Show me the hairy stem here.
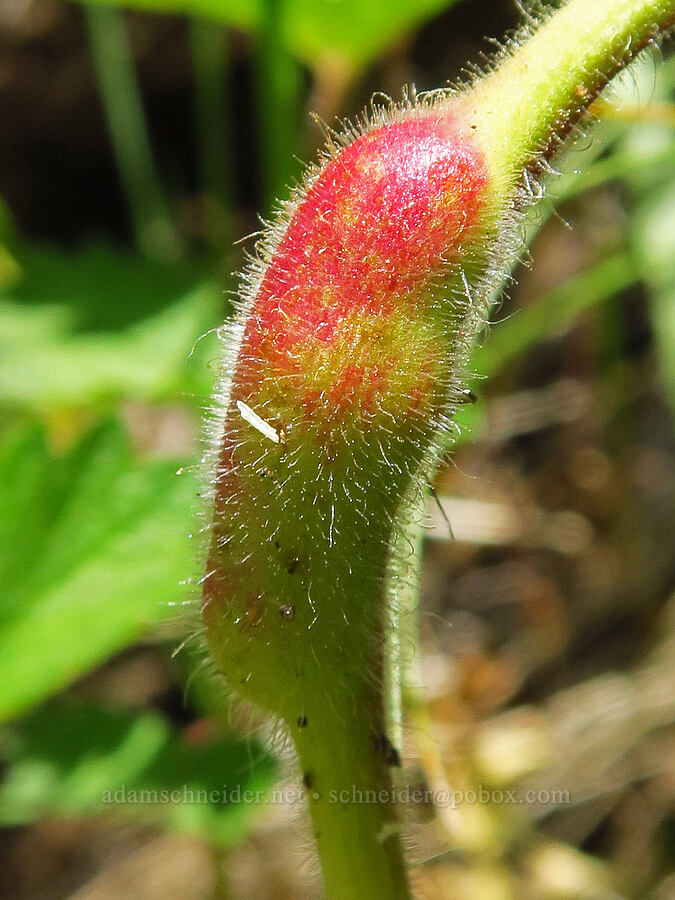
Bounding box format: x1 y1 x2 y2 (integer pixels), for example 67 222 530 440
291 685 409 900
469 0 675 184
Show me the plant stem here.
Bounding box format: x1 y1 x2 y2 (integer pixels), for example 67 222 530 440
469 0 675 186
291 682 410 900
384 492 427 758
85 4 182 261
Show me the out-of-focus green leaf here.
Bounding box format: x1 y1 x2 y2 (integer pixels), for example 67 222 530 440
0 292 216 409
620 54 675 412
75 0 259 32
281 0 460 70
0 421 197 723
633 181 675 411
7 245 210 331
0 245 222 411
0 700 276 845
0 198 20 290
0 247 21 292
73 0 461 70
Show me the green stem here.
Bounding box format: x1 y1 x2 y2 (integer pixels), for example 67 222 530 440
384 492 427 757
85 5 182 261
290 684 410 900
202 479 415 898
469 0 675 186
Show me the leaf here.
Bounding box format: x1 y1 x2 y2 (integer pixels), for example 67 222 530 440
0 245 21 292
73 0 461 71
0 421 197 723
0 244 222 411
633 180 675 411
281 0 460 70
624 57 675 412
6 244 208 333
0 700 276 846
74 0 260 33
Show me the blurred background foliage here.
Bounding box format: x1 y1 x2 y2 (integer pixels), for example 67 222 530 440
0 0 673 897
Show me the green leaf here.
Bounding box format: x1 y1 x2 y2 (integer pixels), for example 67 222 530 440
0 244 222 411
0 421 197 723
5 244 210 332
634 180 675 411
625 56 675 411
76 0 259 33
0 699 276 846
281 0 461 70
73 0 461 70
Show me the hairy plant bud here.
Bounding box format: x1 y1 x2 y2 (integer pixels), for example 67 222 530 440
202 102 496 717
